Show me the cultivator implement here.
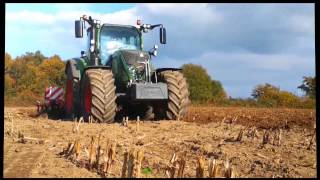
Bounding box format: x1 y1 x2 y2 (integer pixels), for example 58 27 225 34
36 86 64 116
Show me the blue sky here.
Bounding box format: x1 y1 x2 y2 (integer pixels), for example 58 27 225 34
5 3 315 98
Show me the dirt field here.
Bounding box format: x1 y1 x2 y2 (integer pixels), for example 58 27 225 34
3 106 317 178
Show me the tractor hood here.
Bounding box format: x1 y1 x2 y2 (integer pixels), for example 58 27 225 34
113 49 150 69
110 49 154 86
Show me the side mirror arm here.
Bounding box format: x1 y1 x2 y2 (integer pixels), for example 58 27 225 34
150 24 163 30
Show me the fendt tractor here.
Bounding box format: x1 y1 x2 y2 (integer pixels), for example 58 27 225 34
64 15 190 123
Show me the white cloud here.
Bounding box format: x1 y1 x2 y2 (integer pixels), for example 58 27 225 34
288 14 315 34
6 8 139 27
140 3 219 21
5 7 140 59
53 3 92 11
6 11 56 25
138 3 222 28
154 50 313 77
200 51 311 71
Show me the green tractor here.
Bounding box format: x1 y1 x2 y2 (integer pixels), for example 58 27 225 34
64 15 190 123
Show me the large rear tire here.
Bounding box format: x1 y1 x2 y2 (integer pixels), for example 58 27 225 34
65 60 80 119
80 69 117 123
158 71 190 120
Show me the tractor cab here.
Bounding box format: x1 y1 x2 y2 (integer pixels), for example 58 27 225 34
99 24 142 65
75 16 166 66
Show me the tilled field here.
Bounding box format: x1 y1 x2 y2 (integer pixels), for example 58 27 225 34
3 106 317 178
185 105 316 129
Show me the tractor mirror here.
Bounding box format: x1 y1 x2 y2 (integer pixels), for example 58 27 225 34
160 27 166 44
75 20 83 38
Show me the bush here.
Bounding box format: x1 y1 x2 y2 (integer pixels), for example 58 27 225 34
211 80 227 100
181 64 228 103
251 83 315 108
298 76 316 99
181 64 214 102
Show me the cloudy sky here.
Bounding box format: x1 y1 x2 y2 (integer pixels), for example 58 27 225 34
5 3 315 98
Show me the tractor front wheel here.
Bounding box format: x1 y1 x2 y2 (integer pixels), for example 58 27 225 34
80 69 117 123
157 70 190 120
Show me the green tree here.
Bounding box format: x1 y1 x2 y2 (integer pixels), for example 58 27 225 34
181 64 213 102
211 80 227 99
251 83 279 99
20 50 47 66
252 83 300 107
298 76 315 99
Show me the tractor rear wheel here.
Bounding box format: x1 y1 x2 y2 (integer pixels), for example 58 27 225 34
80 69 117 123
158 70 190 120
65 61 80 119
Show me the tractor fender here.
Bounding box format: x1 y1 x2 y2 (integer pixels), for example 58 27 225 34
65 59 81 79
83 65 112 72
156 68 182 74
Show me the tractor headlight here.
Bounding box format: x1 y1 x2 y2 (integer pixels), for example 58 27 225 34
90 45 94 52
153 49 157 57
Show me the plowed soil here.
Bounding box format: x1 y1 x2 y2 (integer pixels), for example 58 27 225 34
3 106 317 178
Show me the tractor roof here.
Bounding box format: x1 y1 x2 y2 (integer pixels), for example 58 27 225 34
101 23 139 30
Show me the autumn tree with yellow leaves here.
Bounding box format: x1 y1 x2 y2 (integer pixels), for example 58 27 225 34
5 51 66 105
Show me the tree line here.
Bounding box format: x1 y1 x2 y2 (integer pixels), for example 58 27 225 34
182 64 315 109
4 51 315 108
5 51 65 105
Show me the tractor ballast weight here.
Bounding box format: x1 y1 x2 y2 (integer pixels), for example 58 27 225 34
64 15 190 123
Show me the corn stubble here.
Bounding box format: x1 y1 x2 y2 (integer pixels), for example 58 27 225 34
103 139 116 176
122 148 144 178
53 106 315 178
166 152 187 178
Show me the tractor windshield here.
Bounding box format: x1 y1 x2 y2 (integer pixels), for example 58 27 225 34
100 25 141 65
